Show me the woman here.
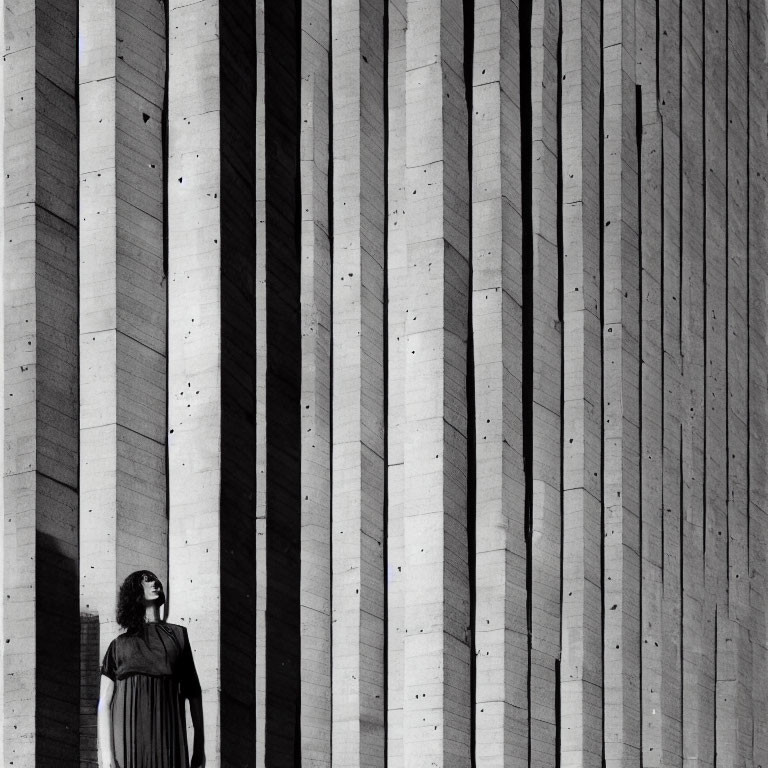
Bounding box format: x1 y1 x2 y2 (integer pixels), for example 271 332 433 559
97 571 206 768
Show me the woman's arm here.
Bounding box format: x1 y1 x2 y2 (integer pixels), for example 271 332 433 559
189 695 205 768
97 675 116 768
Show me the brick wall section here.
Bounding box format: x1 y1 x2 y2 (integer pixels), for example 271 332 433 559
3 1 79 765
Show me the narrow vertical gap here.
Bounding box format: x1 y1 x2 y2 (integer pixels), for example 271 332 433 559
382 3 390 765
701 0 708 567
659 75 666 585
679 424 685 740
519 0 534 760
327 0 334 758
636 81 644 765
655 0 661 104
75 0 87 758
161 0 170 596
677 14 685 752
658 0 666 590
598 0 606 763
724 0 730 586
677 0 683 353
462 2 476 766
714 603 718 766
556 1 564 765
745 4 751 573
294 5 303 765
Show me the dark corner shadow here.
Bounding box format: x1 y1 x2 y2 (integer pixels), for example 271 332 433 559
79 612 100 768
34 530 79 767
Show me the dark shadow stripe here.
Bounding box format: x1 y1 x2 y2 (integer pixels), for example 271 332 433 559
463 1 476 764
556 1 564 765
219 1 258 764
264 0 302 763
518 2 534 766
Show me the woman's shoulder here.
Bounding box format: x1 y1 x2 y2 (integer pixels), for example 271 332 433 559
161 622 192 640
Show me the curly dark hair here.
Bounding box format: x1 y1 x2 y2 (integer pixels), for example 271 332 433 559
116 570 164 635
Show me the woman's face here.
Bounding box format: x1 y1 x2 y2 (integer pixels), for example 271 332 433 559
141 573 164 605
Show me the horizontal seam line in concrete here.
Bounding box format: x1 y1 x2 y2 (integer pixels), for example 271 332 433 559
302 27 329 52
405 159 442 170
6 201 77 230
80 422 164 447
37 470 77 494
39 72 77 101
118 8 166 40
80 327 164 357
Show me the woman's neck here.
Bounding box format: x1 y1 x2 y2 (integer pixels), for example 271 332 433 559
144 604 162 624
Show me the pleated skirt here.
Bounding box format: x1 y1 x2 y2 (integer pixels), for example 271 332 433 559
112 674 189 768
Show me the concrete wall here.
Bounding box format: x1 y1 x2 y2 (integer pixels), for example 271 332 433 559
2 1 768 766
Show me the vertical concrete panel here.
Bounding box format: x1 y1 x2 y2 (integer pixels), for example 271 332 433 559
601 2 641 766
3 1 79 765
559 0 603 764
657 0 683 763
725 3 755 764
681 0 709 763
748 0 768 763
724 3 752 766
529 0 563 765
331 1 386 765
167 3 222 760
403 1 471 766
702 2 731 763
472 1 527 766
635 0 664 764
386 1 408 765
78 2 167 761
168 1 257 764
300 0 331 764
0 2 5 764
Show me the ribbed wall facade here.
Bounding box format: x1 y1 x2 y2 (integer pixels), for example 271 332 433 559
2 0 768 766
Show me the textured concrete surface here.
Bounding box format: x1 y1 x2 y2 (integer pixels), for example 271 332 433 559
2 2 768 767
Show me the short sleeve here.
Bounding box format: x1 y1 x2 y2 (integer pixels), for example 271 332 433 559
100 640 117 681
179 627 202 699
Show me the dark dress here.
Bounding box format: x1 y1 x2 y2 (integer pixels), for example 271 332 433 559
101 622 201 768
